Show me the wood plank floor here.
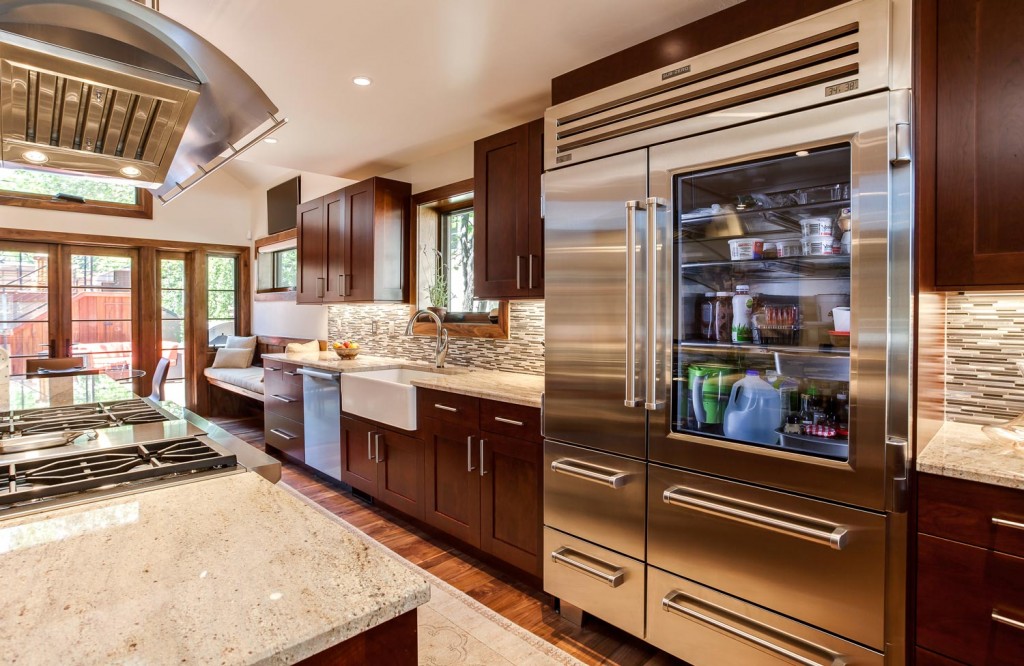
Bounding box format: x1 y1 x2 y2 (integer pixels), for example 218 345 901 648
212 416 684 666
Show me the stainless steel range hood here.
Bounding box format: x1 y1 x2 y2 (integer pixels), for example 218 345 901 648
0 0 285 202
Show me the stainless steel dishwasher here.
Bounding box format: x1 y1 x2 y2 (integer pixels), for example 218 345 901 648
297 367 342 481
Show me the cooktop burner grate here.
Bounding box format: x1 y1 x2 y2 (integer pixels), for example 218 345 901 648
1 399 171 438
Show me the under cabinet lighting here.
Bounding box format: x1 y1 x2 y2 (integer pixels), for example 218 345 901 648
795 150 810 157
22 150 48 164
120 166 142 178
352 76 372 86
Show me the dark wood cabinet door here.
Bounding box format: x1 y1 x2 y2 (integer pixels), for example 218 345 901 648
296 198 325 303
474 119 543 299
323 191 346 302
480 432 542 577
340 416 378 496
422 417 481 548
378 429 425 520
933 0 1024 287
343 179 375 302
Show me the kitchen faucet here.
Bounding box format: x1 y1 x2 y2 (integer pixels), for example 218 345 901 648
405 309 449 368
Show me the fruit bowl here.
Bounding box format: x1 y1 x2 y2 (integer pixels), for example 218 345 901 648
334 348 359 359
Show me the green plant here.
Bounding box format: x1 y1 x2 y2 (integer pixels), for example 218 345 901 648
423 247 448 308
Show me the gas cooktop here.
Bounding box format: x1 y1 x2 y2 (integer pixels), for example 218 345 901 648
2 399 170 438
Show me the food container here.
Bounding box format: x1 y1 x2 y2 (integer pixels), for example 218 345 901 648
815 293 850 322
727 238 764 261
828 330 851 348
800 217 833 237
831 306 851 332
793 184 844 204
776 428 848 459
775 239 802 258
752 304 800 346
836 207 852 232
801 234 835 256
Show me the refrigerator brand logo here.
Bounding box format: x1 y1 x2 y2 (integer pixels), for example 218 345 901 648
661 65 691 80
556 154 573 164
825 79 859 97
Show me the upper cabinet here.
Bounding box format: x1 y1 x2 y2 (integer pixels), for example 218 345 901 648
927 0 1024 289
473 118 543 299
297 176 411 304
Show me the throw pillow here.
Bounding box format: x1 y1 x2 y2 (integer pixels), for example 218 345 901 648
285 340 321 353
224 335 257 365
212 348 253 369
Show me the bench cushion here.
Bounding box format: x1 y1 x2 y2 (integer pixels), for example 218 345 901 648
204 366 265 395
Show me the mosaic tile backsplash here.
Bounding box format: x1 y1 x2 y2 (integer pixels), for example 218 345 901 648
945 292 1024 425
327 301 545 375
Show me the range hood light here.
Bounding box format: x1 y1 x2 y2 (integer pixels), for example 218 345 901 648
263 137 278 144
352 76 372 86
119 166 142 178
22 150 47 164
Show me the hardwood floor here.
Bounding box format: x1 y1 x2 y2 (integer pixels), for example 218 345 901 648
212 416 683 666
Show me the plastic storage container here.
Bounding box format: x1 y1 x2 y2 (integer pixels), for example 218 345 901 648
775 239 802 258
800 217 833 237
727 238 764 261
723 370 782 445
801 234 835 256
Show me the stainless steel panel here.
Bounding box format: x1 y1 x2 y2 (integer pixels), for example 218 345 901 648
647 464 886 649
543 149 648 459
543 527 645 638
302 371 341 481
646 566 884 666
544 440 646 559
648 91 895 511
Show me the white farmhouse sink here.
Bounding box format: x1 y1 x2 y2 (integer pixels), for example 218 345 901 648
341 368 442 431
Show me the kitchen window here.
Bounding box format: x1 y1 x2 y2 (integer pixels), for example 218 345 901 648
0 168 153 219
256 247 297 293
207 254 237 345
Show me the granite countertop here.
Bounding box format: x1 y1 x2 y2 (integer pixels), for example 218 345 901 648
262 353 545 408
0 473 430 665
0 373 136 411
918 421 1024 490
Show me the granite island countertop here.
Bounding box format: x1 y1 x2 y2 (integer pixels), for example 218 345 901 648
0 373 136 411
262 353 545 408
918 420 1024 490
0 472 430 665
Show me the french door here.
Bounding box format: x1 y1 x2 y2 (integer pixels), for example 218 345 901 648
63 247 138 372
0 242 57 375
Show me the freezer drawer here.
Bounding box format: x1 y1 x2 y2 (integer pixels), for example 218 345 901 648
544 440 646 560
543 527 645 638
646 566 884 666
648 464 886 649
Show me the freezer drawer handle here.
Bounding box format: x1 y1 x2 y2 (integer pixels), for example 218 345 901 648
624 200 641 408
992 517 1024 531
992 611 1024 632
269 428 297 441
550 547 624 587
662 487 848 551
550 459 629 489
270 394 297 403
662 591 843 666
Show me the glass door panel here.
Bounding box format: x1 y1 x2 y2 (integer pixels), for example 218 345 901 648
0 244 53 374
68 252 134 371
160 256 186 405
207 255 236 345
672 145 852 461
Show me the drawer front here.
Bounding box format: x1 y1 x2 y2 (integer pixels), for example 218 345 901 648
265 361 302 394
265 385 303 421
544 440 646 560
917 533 1024 666
647 566 884 666
915 648 966 666
543 527 645 638
648 464 886 649
417 388 479 425
919 472 1024 558
265 413 304 463
480 399 541 441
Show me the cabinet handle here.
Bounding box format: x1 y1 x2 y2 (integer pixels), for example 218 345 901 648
269 428 297 440
270 394 297 403
662 486 848 551
479 439 487 476
466 436 475 472
662 591 842 666
515 255 523 290
528 254 535 289
992 611 1024 632
434 403 458 413
494 416 524 427
264 366 280 372
374 432 383 463
367 431 373 460
339 274 346 296
283 370 298 376
551 458 629 489
992 516 1024 531
624 200 640 408
550 547 624 587
316 277 325 299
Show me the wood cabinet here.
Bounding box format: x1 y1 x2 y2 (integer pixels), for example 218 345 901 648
917 473 1024 664
263 360 305 464
473 118 543 299
341 415 425 520
296 177 410 303
924 0 1024 288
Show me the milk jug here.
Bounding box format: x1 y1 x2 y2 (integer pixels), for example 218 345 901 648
723 370 781 445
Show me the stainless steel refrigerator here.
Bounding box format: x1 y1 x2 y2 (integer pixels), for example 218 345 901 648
541 0 912 663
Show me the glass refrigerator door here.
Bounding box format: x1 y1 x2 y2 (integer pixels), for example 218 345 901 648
672 144 852 461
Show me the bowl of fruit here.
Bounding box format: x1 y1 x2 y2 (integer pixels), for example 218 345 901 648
332 340 360 359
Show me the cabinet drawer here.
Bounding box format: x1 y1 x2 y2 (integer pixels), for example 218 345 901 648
265 413 304 463
265 385 303 421
265 361 303 395
648 464 886 649
647 566 883 666
919 473 1024 558
917 533 1024 665
480 399 541 441
418 388 478 425
543 527 644 638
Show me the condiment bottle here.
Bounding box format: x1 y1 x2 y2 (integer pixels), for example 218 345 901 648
731 285 753 343
699 291 716 340
713 292 733 342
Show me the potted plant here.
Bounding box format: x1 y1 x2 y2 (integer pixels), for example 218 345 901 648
424 248 449 320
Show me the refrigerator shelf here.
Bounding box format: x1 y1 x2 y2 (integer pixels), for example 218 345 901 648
675 340 850 358
680 255 850 274
677 199 851 239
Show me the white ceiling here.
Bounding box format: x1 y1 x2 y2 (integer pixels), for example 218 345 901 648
161 0 742 183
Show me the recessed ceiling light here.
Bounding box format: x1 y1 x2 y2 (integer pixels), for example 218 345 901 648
795 150 810 157
263 137 278 144
352 76 372 86
22 150 48 164
120 166 142 178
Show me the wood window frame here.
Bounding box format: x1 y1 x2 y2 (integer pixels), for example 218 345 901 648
254 228 298 302
0 189 154 219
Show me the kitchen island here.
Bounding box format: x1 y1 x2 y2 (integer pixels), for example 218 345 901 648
0 374 431 665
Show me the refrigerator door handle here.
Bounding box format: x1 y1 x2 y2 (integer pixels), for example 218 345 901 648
625 200 643 408
645 196 666 410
